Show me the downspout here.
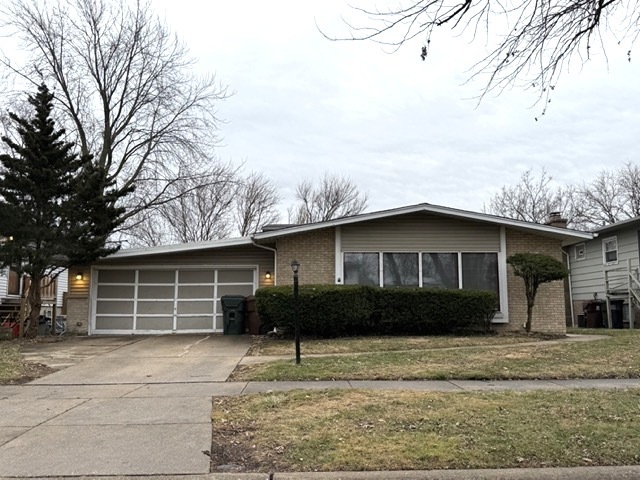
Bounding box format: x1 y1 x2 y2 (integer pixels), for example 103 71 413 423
251 237 278 286
562 249 575 328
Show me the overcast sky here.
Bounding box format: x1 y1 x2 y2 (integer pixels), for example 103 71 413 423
155 1 639 217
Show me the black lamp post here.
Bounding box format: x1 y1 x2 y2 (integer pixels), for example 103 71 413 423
291 259 301 364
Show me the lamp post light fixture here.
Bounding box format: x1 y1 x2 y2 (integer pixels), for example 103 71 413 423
291 259 301 364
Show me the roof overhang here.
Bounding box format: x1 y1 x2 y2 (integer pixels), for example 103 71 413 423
253 203 594 246
592 215 640 235
98 237 254 260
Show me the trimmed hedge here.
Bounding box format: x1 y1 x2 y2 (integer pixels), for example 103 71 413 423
255 285 496 338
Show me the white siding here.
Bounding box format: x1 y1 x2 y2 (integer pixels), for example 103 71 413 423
342 212 500 252
56 269 68 307
569 226 639 301
0 268 7 298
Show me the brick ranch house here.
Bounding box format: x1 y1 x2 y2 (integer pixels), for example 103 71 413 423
66 203 592 335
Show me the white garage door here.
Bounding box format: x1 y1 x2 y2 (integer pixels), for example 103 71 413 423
91 268 256 334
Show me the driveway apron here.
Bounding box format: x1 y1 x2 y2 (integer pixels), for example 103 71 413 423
0 335 251 477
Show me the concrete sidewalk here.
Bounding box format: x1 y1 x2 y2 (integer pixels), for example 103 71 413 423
0 335 252 478
2 378 640 477
3 465 640 479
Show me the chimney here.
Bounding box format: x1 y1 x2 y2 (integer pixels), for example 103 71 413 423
546 211 567 228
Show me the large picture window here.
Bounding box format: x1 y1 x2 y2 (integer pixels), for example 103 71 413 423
344 253 379 285
422 253 458 289
461 253 499 308
342 251 500 310
383 253 419 287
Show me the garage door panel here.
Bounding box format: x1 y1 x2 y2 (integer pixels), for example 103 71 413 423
217 284 254 297
97 285 135 298
94 267 256 334
137 301 174 315
179 270 214 284
138 285 175 299
177 301 213 314
98 270 135 283
178 285 214 299
138 270 175 284
95 316 133 330
96 301 133 315
176 316 214 330
136 317 173 330
218 269 254 283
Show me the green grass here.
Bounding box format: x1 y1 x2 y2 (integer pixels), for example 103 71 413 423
0 342 25 383
232 330 640 381
212 388 640 472
250 333 552 356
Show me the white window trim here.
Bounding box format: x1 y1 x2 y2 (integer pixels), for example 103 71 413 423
341 247 507 322
602 236 618 265
574 243 586 261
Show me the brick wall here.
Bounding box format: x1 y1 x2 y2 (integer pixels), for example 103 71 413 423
505 229 566 334
276 228 335 285
66 295 89 334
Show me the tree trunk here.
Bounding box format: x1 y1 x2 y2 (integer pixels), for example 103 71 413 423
24 276 42 339
525 302 534 333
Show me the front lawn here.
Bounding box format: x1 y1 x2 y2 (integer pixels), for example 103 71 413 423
0 341 55 384
0 342 24 383
250 332 553 356
211 388 640 472
232 330 640 381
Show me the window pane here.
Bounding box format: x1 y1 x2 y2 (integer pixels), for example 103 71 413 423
383 253 419 287
344 253 379 285
461 253 500 309
604 238 617 263
422 253 458 289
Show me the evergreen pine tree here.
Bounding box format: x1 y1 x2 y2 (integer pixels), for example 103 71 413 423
0 84 129 337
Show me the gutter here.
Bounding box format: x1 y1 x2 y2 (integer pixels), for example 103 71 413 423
251 238 277 286
562 249 575 328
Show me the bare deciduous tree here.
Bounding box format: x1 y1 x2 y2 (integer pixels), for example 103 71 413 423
578 162 640 227
235 172 281 236
126 162 239 247
288 174 368 224
1 0 228 225
328 1 636 102
486 168 583 228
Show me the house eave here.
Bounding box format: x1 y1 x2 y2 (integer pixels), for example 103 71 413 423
98 237 254 260
253 203 594 244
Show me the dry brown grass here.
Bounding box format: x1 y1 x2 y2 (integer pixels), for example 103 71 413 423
249 333 552 356
211 388 640 472
232 330 640 381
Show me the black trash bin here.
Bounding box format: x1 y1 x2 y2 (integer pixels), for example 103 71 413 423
610 300 624 329
221 295 246 335
584 300 604 328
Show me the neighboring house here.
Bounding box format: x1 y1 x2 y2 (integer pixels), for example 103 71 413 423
0 266 68 320
566 216 640 328
66 203 592 335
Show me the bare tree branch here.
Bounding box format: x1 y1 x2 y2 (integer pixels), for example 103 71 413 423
324 1 638 102
288 173 368 224
235 172 281 236
0 0 229 226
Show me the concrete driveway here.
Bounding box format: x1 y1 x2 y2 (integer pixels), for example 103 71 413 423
28 334 251 384
0 334 251 477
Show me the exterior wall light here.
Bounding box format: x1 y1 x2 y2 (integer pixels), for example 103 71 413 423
265 271 272 280
75 272 84 281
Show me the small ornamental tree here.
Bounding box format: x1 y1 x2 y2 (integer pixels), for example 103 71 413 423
0 84 129 338
507 253 569 333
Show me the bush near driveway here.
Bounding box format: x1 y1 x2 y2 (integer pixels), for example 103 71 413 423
255 285 496 338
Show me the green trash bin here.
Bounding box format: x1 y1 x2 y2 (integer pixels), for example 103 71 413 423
221 295 246 335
